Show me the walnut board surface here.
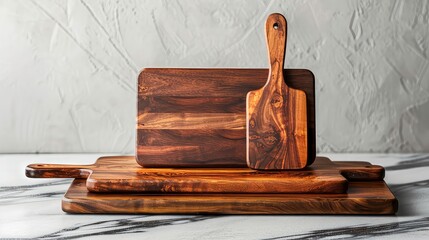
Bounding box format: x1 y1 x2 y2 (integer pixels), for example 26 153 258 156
62 179 397 215
137 68 315 168
26 156 385 194
247 13 308 170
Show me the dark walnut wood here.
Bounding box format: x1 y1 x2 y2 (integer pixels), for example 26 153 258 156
62 179 397 215
247 14 308 170
26 156 385 194
137 68 315 168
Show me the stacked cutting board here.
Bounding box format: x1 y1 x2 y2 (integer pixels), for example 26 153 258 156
26 13 397 214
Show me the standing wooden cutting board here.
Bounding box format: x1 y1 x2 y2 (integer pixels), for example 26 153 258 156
137 68 315 167
247 14 308 170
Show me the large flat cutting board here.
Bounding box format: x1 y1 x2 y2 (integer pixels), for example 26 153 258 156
26 156 385 194
62 179 397 215
137 68 315 167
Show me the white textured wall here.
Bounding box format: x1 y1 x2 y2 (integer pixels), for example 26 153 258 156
1 0 428 153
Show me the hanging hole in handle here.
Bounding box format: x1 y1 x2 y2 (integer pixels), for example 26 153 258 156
273 23 279 30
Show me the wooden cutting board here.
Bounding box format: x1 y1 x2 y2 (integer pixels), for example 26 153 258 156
137 68 315 167
62 179 397 214
26 156 384 194
247 13 308 170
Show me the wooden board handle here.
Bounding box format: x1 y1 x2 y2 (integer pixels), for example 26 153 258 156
26 163 93 179
266 13 287 85
335 162 385 181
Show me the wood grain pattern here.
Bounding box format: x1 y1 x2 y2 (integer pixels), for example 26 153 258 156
137 68 315 167
138 68 266 97
26 156 386 194
138 96 245 113
137 129 245 145
138 113 245 129
62 179 398 215
137 145 245 167
247 13 308 170
137 129 245 167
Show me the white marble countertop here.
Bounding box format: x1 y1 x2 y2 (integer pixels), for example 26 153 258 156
1 153 428 239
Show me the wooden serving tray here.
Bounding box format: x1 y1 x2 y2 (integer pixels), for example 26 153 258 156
26 156 384 194
137 68 315 168
62 179 397 215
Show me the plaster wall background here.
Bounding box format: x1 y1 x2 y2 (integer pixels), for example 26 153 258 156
0 0 428 153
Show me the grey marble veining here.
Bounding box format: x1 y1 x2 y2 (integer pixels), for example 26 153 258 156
1 154 429 239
